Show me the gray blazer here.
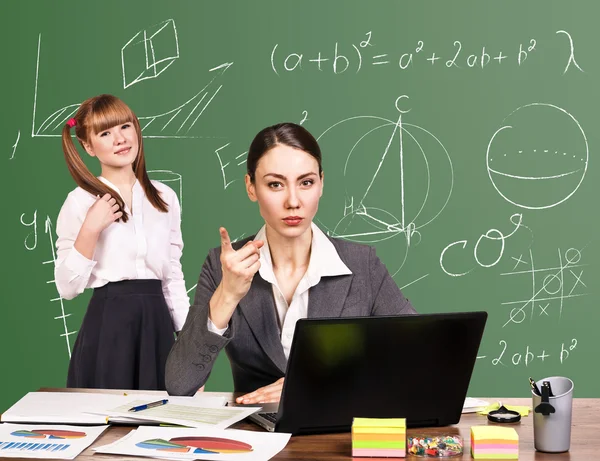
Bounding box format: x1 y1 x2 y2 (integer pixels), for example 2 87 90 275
165 236 417 396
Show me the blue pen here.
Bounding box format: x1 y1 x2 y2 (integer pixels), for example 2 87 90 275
128 399 168 412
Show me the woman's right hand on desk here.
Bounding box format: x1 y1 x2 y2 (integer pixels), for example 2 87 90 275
209 227 264 329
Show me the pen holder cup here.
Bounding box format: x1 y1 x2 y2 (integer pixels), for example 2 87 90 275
532 376 574 453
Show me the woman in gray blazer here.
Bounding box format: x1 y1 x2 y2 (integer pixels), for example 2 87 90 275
165 123 417 400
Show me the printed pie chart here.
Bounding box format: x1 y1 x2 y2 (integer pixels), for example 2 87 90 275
486 103 588 210
137 436 253 454
12 429 86 439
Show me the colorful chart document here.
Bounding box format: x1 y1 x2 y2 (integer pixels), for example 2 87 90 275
94 426 291 461
0 423 107 459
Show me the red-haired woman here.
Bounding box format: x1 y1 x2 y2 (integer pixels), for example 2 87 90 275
55 94 189 390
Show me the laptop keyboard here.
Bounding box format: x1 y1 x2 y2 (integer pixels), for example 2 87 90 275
261 412 278 423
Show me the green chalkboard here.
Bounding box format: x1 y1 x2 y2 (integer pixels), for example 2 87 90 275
2 0 599 412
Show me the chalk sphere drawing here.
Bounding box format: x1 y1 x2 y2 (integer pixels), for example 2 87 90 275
317 97 453 246
486 103 588 210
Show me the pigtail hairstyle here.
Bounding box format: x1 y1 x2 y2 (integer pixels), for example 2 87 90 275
61 94 168 223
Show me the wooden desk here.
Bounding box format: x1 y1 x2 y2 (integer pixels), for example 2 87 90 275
15 390 600 460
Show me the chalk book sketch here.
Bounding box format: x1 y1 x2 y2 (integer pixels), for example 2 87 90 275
31 19 233 139
316 95 453 277
486 103 588 210
121 19 179 89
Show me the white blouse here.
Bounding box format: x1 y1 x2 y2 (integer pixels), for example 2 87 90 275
209 223 352 359
54 176 189 331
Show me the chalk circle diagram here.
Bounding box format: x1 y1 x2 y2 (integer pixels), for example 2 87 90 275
137 437 253 454
486 103 588 210
12 430 86 439
316 96 453 270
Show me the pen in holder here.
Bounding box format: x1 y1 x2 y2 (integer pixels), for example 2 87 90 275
531 376 574 453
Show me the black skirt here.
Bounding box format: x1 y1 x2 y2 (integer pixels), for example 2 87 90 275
67 279 175 390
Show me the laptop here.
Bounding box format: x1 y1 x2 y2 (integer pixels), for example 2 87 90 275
242 311 487 435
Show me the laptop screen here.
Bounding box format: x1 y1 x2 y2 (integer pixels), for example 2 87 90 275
274 312 487 434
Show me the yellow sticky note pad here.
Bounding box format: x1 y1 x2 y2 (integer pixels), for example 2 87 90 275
471 426 518 441
353 417 406 428
352 418 407 458
471 426 518 459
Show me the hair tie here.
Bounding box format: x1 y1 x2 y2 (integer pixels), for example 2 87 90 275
66 118 77 128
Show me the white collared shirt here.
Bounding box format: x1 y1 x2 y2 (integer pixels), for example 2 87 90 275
54 176 189 331
209 222 352 359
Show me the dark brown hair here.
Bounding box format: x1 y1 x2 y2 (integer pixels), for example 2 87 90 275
247 123 323 182
61 94 167 222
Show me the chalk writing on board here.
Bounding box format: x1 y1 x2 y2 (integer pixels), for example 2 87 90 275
215 143 247 190
236 151 248 166
486 103 588 210
10 131 20 160
501 247 589 327
45 216 76 358
476 338 577 366
314 95 452 277
31 34 232 139
271 30 583 75
399 273 429 291
148 170 183 214
137 61 233 138
318 95 452 246
122 19 179 89
440 214 530 277
31 35 78 139
20 210 37 251
300 111 308 125
556 30 584 74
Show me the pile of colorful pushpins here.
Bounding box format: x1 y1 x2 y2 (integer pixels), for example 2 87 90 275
470 425 519 459
352 417 406 458
407 434 463 457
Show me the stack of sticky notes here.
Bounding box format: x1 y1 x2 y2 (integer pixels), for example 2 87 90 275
470 425 519 459
352 417 406 458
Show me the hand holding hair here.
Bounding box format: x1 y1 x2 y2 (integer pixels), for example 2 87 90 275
82 193 123 235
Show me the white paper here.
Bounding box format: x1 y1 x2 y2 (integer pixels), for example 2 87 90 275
106 399 258 429
462 397 490 413
1 392 133 424
0 423 107 459
94 426 291 461
1 392 226 426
